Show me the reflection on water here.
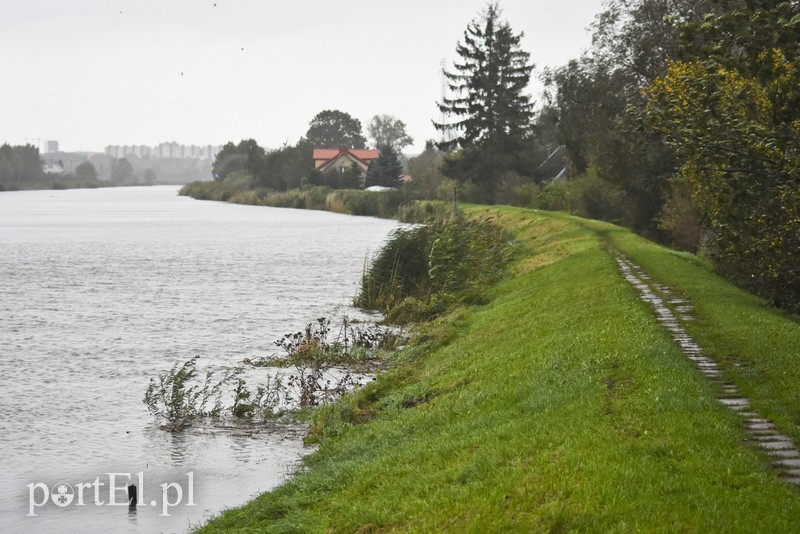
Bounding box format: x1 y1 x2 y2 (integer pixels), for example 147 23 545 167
0 186 399 533
168 432 189 465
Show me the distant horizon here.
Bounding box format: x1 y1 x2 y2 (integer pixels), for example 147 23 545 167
32 140 429 157
29 140 221 155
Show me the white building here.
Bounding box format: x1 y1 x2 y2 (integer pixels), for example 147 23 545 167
104 142 220 161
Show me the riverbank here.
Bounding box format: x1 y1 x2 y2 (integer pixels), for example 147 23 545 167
195 205 800 531
180 181 408 220
1 180 188 192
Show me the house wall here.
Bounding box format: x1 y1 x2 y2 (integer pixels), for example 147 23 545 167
323 154 369 173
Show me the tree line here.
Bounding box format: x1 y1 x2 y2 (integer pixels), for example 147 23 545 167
547 0 799 312
0 144 104 190
425 0 798 313
0 144 46 190
211 111 411 191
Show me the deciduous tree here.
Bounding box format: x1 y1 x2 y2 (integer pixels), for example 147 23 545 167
0 144 44 189
75 161 98 181
367 114 414 152
111 157 133 182
306 110 367 149
643 1 800 311
143 168 157 185
546 0 716 235
260 139 314 190
212 139 266 182
406 141 448 200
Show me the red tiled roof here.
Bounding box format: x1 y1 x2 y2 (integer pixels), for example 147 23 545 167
313 149 380 162
313 149 340 160
348 149 380 161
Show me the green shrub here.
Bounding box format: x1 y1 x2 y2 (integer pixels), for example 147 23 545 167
494 171 540 207
536 174 629 225
657 178 703 253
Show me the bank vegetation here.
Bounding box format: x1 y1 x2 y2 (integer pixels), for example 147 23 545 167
198 205 800 532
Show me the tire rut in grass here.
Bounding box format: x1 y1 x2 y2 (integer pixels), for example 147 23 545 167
615 256 800 486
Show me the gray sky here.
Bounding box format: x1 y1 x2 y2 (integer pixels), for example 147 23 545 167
0 0 602 154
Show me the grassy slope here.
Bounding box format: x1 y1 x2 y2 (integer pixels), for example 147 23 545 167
200 206 800 532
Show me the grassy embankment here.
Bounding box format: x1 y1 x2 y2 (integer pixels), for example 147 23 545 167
200 206 800 532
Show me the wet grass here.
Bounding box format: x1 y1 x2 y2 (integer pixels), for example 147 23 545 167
589 218 800 446
198 206 800 532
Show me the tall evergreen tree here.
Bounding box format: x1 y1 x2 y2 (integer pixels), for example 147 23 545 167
433 3 536 201
434 2 534 151
365 145 403 188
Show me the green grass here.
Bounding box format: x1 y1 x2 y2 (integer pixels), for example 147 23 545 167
588 218 800 446
199 206 800 532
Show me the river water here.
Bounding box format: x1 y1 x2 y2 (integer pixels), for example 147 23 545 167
0 186 400 533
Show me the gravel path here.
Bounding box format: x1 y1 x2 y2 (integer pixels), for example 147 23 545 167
616 256 800 486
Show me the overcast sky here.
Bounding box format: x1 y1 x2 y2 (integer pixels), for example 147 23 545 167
0 0 602 154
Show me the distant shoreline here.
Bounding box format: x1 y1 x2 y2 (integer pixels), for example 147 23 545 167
0 181 187 193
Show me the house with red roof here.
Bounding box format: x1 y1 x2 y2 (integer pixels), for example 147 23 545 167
313 148 380 176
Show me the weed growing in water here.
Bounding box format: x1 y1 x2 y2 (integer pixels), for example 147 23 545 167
230 373 290 419
271 318 395 406
144 359 294 431
143 356 230 431
144 319 401 431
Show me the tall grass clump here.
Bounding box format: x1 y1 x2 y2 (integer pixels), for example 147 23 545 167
181 182 409 219
143 356 229 431
179 173 253 201
325 189 407 219
256 187 326 209
356 208 513 322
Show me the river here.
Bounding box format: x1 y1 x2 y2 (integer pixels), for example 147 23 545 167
0 185 400 533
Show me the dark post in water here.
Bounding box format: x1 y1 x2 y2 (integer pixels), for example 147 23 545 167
127 484 137 507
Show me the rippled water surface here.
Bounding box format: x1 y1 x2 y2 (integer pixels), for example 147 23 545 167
0 186 400 533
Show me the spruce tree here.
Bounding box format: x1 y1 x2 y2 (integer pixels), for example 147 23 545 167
365 145 403 188
434 2 534 151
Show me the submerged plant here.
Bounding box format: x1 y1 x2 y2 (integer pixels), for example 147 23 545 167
231 374 291 419
144 318 396 431
275 318 363 407
143 356 228 431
